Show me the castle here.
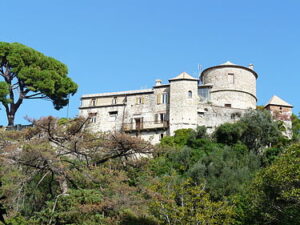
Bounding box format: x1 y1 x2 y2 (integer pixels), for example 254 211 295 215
79 62 293 144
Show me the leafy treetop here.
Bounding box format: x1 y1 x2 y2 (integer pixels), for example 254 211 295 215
0 42 78 125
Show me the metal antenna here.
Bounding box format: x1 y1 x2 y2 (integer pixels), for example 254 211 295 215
198 64 202 78
198 64 203 84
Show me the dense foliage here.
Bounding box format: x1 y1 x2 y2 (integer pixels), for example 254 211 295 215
0 42 78 125
0 110 299 224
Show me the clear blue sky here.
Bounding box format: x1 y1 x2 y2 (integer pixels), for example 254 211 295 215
1 0 299 125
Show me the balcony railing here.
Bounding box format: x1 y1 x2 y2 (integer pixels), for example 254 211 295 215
122 121 169 132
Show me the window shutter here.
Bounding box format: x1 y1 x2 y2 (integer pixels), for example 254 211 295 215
142 96 145 104
155 114 158 123
157 94 162 104
136 97 139 104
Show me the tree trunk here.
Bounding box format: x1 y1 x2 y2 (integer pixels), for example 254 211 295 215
7 112 15 126
6 99 23 126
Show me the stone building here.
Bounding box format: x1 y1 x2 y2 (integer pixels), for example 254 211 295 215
79 61 293 144
264 95 293 137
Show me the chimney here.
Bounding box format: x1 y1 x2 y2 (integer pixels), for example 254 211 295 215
248 64 254 70
155 79 162 86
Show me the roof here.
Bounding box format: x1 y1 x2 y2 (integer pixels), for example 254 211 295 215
169 72 198 81
81 89 154 99
265 95 293 107
200 61 258 81
220 61 236 66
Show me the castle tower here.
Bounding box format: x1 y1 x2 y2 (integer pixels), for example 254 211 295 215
265 95 293 138
200 61 258 109
169 72 199 135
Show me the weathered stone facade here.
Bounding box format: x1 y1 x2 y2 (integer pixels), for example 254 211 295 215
264 95 293 138
79 61 293 144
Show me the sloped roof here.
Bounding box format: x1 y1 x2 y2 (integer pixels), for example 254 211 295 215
220 61 236 66
265 95 293 107
169 72 198 81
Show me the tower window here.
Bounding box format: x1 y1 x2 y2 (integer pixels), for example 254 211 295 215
228 73 234 84
225 104 231 108
188 91 192 98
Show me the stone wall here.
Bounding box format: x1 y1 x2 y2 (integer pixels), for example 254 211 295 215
202 67 257 109
169 80 199 135
197 103 246 134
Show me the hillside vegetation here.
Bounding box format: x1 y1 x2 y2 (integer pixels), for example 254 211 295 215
0 110 299 225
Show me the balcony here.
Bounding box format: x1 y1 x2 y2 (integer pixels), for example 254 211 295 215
122 121 169 132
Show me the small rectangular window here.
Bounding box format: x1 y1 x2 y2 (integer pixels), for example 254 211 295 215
112 97 117 104
225 104 231 108
91 98 96 106
228 73 234 84
109 111 118 116
160 113 166 122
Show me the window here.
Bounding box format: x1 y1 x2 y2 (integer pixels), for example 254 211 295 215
228 73 234 84
90 117 96 123
188 91 192 98
109 111 118 116
162 93 169 104
136 96 144 104
88 112 97 123
160 113 166 122
198 88 210 101
112 97 117 104
155 113 167 123
160 133 164 140
225 104 231 108
91 98 96 106
157 93 169 104
109 111 118 121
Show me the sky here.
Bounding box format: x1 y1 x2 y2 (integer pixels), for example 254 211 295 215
0 0 299 125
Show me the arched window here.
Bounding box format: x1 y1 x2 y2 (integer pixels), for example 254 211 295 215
188 90 192 98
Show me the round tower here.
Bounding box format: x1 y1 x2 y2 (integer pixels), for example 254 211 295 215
169 72 199 135
200 61 258 109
